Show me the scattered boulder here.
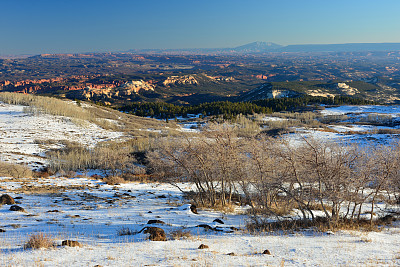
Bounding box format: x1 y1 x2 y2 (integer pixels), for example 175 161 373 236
0 194 15 205
198 244 209 249
196 224 214 231
9 205 25 212
143 227 167 241
196 224 223 232
148 211 152 213
147 220 166 225
157 195 167 199
213 218 224 224
190 204 198 214
262 249 271 255
0 229 6 232
227 252 236 256
61 240 82 247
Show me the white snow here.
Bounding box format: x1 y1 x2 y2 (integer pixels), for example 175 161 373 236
0 102 124 169
320 105 400 116
0 177 398 266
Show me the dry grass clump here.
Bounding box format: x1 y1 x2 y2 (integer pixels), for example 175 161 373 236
117 227 136 236
24 233 55 249
170 229 192 240
103 176 126 185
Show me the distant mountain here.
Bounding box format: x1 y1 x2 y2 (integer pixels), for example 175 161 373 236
281 43 400 52
128 42 400 55
233 42 283 52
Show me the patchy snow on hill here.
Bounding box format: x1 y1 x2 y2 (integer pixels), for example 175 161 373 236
0 102 124 170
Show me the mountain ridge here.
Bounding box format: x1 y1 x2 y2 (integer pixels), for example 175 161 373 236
128 42 400 54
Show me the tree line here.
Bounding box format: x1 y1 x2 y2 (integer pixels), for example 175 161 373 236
120 96 373 120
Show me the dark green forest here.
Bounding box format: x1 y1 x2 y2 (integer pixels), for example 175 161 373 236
120 96 374 119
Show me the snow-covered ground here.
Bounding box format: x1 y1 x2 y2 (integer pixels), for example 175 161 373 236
320 105 400 116
0 177 399 267
0 102 124 170
284 105 400 145
1 102 400 266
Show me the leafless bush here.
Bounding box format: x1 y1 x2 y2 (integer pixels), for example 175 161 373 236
360 113 393 125
170 229 192 240
48 140 147 177
149 123 400 229
117 227 136 236
0 162 32 178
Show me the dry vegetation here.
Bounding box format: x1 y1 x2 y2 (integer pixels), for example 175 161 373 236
0 92 176 137
149 123 400 229
24 233 55 249
0 162 32 178
47 139 148 178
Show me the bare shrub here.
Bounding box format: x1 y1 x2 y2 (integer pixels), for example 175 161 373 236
0 162 32 178
149 123 250 207
150 122 400 230
48 140 144 177
117 227 135 236
170 229 192 240
24 233 55 249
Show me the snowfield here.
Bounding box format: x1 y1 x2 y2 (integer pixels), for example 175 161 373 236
0 177 399 267
0 102 124 170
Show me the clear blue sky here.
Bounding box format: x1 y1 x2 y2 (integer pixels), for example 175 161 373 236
1 0 400 54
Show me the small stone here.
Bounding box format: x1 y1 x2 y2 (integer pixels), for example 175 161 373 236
198 244 209 249
227 252 235 256
61 240 82 247
147 220 165 225
9 205 25 212
190 204 198 214
213 218 224 224
0 229 6 232
47 210 59 213
262 249 271 255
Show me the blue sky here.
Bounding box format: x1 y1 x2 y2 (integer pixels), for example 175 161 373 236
1 0 400 54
